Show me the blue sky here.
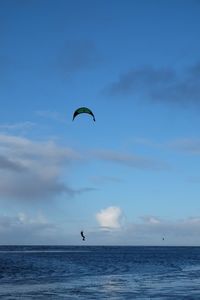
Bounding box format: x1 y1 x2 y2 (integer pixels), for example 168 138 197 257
1 0 200 245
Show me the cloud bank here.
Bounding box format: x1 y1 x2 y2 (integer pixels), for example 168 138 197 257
0 212 60 245
0 134 85 200
1 210 200 245
93 213 200 245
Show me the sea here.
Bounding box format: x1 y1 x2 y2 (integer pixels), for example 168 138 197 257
0 246 200 299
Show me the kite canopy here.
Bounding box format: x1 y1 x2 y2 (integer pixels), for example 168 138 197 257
72 107 95 121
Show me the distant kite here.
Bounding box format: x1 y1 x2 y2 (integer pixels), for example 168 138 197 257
80 231 85 241
73 107 95 122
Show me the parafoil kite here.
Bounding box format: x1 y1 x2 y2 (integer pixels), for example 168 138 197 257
72 107 95 121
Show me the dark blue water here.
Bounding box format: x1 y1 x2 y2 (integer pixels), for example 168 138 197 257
0 246 200 299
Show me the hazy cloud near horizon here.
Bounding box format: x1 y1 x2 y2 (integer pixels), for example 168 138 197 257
0 212 60 245
91 211 200 245
1 208 200 245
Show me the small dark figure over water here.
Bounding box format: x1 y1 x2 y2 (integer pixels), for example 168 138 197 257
80 231 85 241
162 237 165 241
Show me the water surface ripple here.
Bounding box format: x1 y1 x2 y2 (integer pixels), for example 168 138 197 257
0 246 200 299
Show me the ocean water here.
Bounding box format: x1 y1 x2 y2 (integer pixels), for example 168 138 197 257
0 246 200 299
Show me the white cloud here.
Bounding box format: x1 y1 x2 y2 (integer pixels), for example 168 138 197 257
96 206 123 229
